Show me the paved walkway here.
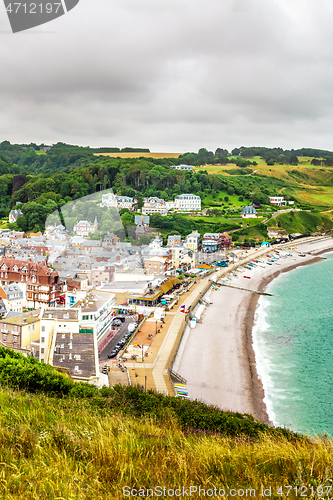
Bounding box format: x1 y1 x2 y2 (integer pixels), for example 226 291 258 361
108 235 332 395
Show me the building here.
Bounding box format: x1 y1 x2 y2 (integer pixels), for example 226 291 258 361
9 209 23 223
91 265 114 287
135 215 150 239
126 276 181 307
101 192 134 210
142 197 167 215
141 237 172 273
103 233 120 246
184 230 201 251
144 256 169 275
0 258 63 309
73 291 116 346
116 196 134 210
40 308 80 365
174 194 201 212
167 235 181 247
0 284 23 312
170 244 195 271
220 232 232 249
201 232 231 251
165 201 175 211
0 311 40 351
269 196 294 206
170 164 194 172
240 206 257 218
73 219 98 237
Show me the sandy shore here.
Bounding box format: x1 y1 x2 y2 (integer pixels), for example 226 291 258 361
176 237 333 425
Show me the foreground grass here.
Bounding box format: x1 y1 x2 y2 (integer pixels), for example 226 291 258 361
0 387 332 500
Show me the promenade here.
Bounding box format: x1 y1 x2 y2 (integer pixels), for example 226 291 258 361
107 235 333 396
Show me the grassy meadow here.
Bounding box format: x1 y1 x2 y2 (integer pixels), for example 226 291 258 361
0 386 333 500
2 346 333 499
195 156 333 212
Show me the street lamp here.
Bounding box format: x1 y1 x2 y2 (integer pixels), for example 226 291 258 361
156 320 157 335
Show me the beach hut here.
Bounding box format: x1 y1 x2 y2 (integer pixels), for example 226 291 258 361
261 241 271 247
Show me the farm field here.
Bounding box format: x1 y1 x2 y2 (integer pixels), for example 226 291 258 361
94 152 182 159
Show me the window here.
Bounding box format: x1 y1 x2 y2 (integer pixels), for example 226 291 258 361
2 334 6 342
41 348 44 354
41 359 44 363
14 326 17 332
41 326 45 332
13 336 17 344
41 337 45 343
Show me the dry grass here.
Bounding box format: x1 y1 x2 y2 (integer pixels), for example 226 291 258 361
0 387 333 499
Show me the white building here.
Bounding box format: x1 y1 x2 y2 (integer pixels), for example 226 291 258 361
101 192 134 210
165 201 175 211
174 194 201 212
0 284 23 312
73 219 98 237
116 196 134 210
142 197 168 215
269 197 294 207
9 209 23 223
240 206 257 218
184 230 201 251
269 197 287 207
170 244 195 271
170 164 194 172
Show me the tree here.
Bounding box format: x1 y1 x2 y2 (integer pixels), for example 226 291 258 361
250 190 269 206
290 155 299 165
12 175 28 194
215 148 229 158
21 202 47 231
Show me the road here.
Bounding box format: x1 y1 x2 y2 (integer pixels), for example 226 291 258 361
99 316 136 362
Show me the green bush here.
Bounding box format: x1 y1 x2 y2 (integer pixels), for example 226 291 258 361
0 348 302 442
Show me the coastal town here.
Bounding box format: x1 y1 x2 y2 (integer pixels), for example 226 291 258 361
0 188 331 403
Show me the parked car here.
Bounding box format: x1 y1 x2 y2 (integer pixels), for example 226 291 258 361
112 319 122 327
113 316 126 323
127 323 137 333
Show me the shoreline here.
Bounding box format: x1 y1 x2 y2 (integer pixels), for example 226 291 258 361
176 237 333 426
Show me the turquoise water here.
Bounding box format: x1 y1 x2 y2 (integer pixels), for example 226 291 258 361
252 252 333 436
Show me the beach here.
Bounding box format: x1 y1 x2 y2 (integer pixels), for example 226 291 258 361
176 236 333 425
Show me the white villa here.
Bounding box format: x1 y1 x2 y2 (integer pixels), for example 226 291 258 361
174 194 201 212
101 192 134 210
142 197 168 215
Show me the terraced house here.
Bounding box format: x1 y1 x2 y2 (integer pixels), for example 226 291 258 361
0 258 63 309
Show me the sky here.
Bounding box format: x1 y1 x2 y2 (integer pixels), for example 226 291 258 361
1 0 333 153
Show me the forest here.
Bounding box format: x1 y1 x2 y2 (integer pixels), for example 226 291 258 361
0 140 332 235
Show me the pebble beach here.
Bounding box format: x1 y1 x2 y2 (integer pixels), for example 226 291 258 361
176 237 333 424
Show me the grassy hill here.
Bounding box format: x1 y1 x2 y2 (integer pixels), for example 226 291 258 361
272 211 333 234
0 348 332 499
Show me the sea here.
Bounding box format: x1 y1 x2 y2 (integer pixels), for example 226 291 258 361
252 251 333 436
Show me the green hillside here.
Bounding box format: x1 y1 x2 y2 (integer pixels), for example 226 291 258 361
0 348 332 499
272 211 333 234
1 140 333 238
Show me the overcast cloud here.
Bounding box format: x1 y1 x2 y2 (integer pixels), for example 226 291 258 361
1 0 333 152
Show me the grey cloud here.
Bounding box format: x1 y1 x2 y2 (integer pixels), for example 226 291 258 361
1 0 333 151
